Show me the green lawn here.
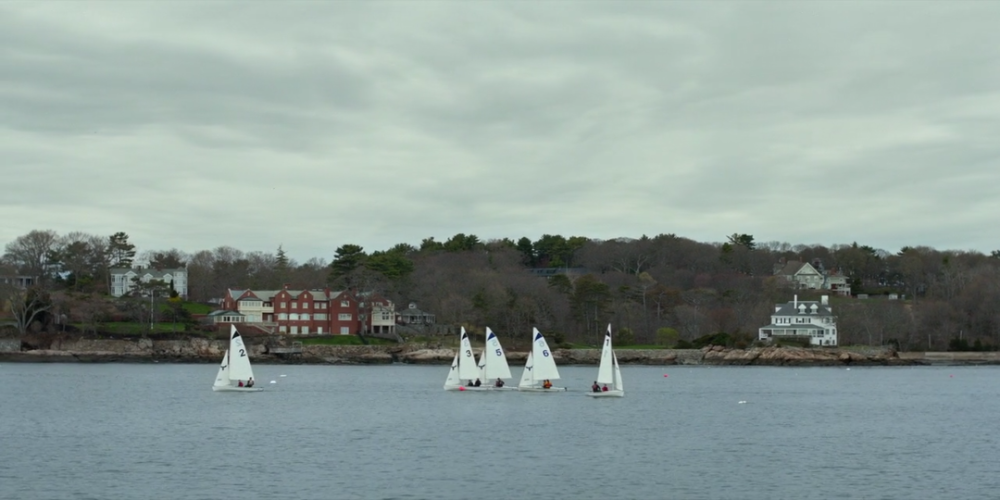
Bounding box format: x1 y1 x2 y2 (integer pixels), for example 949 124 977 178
155 301 214 315
75 322 189 335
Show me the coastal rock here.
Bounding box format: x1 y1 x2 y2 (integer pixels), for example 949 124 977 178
398 349 455 364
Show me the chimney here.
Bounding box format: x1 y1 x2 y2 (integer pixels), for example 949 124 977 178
821 295 829 306
793 294 798 308
283 283 290 289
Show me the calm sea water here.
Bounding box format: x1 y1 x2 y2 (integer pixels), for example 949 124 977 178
1 362 998 500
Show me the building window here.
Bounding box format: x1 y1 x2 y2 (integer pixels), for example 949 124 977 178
341 301 349 307
339 313 352 321
302 326 309 335
291 326 298 335
340 326 349 335
317 326 324 334
279 326 287 333
301 314 310 321
292 303 297 309
278 313 288 320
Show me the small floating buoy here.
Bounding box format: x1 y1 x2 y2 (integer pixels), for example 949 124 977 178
280 374 287 377
846 368 851 371
270 380 276 384
738 400 747 404
459 386 465 391
663 374 669 377
950 374 954 378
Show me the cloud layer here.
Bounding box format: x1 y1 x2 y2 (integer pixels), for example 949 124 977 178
3 2 999 261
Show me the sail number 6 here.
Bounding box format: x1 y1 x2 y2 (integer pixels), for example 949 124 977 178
542 350 550 357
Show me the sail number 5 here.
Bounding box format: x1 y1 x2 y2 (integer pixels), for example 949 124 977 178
495 349 502 356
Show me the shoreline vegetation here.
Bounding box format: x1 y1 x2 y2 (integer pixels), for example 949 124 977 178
3 335 999 366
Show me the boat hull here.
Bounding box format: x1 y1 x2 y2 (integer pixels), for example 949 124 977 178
212 386 264 392
585 390 624 398
444 385 493 391
518 386 568 392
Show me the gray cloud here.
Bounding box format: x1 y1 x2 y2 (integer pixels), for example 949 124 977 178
2 2 1000 262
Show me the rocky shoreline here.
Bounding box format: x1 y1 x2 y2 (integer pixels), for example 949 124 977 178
2 337 999 366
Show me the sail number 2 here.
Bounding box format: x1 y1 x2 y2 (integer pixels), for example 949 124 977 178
239 349 246 357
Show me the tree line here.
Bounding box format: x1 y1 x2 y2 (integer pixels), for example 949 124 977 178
3 229 1000 351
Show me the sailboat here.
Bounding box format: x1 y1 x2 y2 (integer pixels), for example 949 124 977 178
518 328 567 392
477 327 514 390
212 325 263 392
444 327 486 391
586 324 624 398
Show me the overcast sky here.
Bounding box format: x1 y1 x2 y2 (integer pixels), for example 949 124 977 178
2 2 999 262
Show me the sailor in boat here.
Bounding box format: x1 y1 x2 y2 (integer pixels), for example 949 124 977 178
247 377 255 388
238 380 244 387
473 378 482 387
602 384 609 392
495 378 504 388
591 381 601 393
543 379 552 389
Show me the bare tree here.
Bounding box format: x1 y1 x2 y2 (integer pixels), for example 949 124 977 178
7 286 53 335
3 230 59 284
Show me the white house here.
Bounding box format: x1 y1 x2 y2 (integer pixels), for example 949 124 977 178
110 267 188 298
774 260 851 296
758 295 838 346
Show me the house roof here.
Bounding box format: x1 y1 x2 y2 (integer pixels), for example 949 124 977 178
208 310 245 317
228 288 345 301
400 306 433 317
111 268 186 279
773 301 833 317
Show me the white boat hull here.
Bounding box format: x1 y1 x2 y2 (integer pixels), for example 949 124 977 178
212 386 264 392
518 386 568 392
585 390 624 398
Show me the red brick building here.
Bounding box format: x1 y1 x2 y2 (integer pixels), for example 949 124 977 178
219 286 395 335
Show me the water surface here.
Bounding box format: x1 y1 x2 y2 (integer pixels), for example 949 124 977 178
1 363 997 499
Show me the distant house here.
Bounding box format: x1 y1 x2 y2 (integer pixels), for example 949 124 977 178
110 267 188 298
774 260 851 296
0 265 36 289
397 303 435 326
758 295 838 346
206 310 246 324
219 286 395 336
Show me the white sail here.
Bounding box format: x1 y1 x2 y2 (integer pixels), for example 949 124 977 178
457 328 480 381
596 327 614 385
228 326 255 383
530 328 560 381
477 350 486 382
444 353 461 389
483 328 512 380
612 352 624 391
214 350 231 388
518 351 534 388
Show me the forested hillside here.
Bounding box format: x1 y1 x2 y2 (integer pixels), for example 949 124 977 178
4 230 999 351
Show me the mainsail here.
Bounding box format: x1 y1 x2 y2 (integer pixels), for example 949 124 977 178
530 328 560 381
228 326 255 383
483 327 512 380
